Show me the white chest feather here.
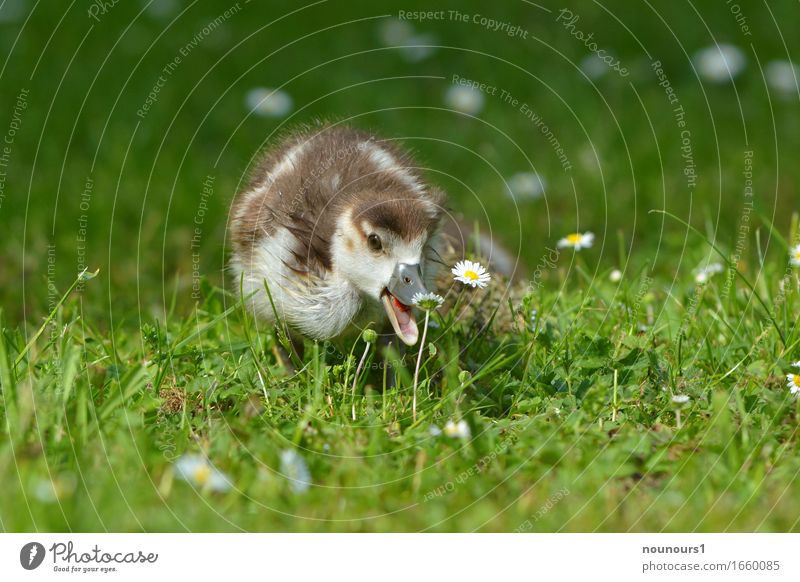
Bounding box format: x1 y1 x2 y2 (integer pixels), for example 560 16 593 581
230 227 362 339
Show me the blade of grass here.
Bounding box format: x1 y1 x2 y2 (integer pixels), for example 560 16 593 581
651 210 786 346
0 310 18 430
15 268 98 367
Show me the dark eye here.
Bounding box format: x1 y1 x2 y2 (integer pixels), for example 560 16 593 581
367 233 382 252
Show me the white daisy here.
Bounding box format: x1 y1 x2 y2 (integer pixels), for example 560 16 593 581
557 232 594 250
0 0 26 22
786 374 800 395
580 52 610 80
443 419 470 439
671 394 690 404
693 44 746 83
506 172 546 200
412 292 444 311
790 243 800 267
280 449 311 494
765 60 799 98
451 260 491 288
245 87 293 118
174 454 232 492
444 85 484 116
609 269 622 282
399 34 437 62
143 0 179 19
693 263 724 284
792 361 800 369
31 473 77 504
377 18 415 46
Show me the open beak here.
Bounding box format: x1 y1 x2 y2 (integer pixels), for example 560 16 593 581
381 263 428 346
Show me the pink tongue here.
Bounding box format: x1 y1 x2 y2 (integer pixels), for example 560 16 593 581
395 308 411 326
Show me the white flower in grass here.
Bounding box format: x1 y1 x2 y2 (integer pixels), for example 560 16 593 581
280 449 311 494
790 244 800 267
580 53 610 80
32 473 77 504
428 425 442 437
765 60 799 98
557 232 594 250
143 0 179 19
399 34 438 62
245 87 293 118
609 269 622 282
786 374 800 395
377 17 438 61
175 454 232 492
693 44 746 83
443 419 470 439
671 394 690 404
506 172 546 200
378 18 415 46
412 292 444 311
0 0 26 22
694 262 724 284
444 85 484 116
792 361 800 369
451 260 491 288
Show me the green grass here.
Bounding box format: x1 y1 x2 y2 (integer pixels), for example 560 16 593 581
3 0 800 531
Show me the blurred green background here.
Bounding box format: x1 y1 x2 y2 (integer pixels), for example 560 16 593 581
1 0 798 323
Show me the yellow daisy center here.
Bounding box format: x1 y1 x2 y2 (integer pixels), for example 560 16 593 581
792 375 800 387
566 233 582 245
464 269 479 281
192 464 211 485
795 250 800 260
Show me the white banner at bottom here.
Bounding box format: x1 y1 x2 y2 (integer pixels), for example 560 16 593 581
1 534 798 581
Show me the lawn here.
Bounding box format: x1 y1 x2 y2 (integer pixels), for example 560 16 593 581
2 0 800 532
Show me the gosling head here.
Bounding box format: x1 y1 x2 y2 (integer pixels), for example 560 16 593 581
331 190 444 345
